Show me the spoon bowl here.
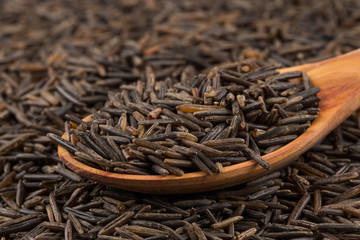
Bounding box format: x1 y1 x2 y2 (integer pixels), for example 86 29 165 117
58 49 360 194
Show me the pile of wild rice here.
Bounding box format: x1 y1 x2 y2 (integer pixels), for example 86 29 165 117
1 0 360 239
54 66 320 175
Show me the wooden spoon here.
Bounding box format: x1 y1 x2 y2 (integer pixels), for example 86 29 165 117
58 49 360 194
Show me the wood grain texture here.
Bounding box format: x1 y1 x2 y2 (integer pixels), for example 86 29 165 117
59 49 360 194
